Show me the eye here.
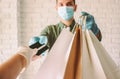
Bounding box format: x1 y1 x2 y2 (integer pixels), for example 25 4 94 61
58 3 63 7
66 2 74 6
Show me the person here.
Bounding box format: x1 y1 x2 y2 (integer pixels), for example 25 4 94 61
0 46 36 79
29 0 102 57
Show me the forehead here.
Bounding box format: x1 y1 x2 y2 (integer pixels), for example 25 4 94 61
57 0 74 3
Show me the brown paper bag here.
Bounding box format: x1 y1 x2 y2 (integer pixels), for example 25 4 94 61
64 27 82 79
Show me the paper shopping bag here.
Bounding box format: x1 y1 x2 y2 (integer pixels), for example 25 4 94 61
88 30 120 79
64 27 82 79
82 29 106 79
35 28 74 79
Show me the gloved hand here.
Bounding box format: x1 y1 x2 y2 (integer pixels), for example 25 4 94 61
29 36 48 49
17 46 37 67
28 36 48 60
79 11 99 35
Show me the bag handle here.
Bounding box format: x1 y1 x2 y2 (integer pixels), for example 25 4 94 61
78 15 87 31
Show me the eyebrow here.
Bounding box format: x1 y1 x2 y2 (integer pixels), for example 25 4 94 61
67 1 74 4
66 0 74 3
58 0 74 3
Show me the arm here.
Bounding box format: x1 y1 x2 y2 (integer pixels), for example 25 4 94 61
28 26 51 59
0 46 35 79
0 54 26 79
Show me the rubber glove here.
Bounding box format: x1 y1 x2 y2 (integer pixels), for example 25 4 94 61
29 36 48 48
29 36 48 59
17 46 37 67
79 11 100 36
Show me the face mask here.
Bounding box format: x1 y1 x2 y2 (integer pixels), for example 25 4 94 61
58 6 74 21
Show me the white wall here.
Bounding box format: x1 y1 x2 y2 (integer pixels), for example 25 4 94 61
0 0 120 79
0 0 18 63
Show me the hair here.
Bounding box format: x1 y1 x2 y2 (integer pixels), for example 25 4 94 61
56 0 76 4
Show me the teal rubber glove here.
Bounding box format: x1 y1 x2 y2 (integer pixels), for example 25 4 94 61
80 11 99 36
29 36 48 56
29 36 48 46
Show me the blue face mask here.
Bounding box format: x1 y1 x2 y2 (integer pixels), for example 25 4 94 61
58 6 74 21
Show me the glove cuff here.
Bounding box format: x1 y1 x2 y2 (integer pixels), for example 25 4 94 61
17 46 34 67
